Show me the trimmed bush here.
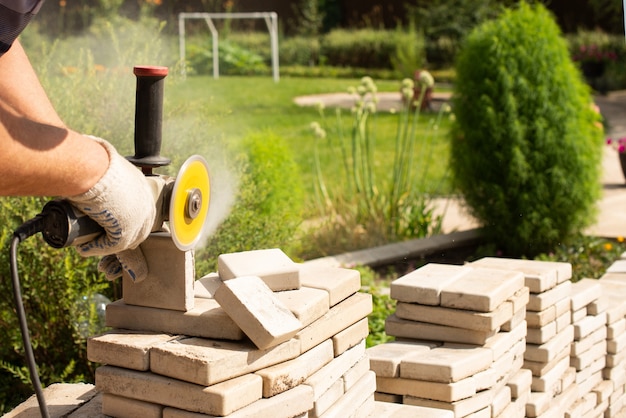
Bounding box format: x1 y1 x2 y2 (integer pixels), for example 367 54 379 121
450 2 604 257
195 131 304 272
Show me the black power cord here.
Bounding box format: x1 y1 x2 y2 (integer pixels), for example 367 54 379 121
11 214 51 418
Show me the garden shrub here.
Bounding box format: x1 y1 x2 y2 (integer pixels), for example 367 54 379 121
450 2 604 257
195 131 304 273
0 197 107 415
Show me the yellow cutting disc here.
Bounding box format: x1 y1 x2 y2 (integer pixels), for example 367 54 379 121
169 155 211 250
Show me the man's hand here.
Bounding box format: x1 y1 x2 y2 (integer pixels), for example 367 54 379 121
67 136 156 282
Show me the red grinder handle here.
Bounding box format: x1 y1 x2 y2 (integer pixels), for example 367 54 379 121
127 65 171 174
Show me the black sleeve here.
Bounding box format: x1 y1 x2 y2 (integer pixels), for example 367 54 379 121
0 0 44 55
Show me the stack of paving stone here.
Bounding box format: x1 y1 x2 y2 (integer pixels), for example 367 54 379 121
368 262 530 417
88 248 379 417
597 261 626 416
566 278 610 417
471 257 577 417
88 247 447 418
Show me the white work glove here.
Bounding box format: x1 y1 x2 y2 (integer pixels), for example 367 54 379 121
66 136 156 283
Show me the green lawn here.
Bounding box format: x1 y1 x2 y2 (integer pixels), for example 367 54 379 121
164 75 452 211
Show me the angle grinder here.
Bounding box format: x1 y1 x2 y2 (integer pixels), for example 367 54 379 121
38 65 211 252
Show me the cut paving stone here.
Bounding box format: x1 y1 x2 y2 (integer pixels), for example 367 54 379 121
439 267 524 313
87 330 179 371
95 366 263 416
314 370 376 418
217 249 300 291
331 317 369 356
404 385 496 418
194 273 221 299
385 314 498 345
162 384 314 418
105 298 244 341
149 336 301 386
296 292 372 353
395 287 529 332
255 339 334 398
527 280 572 312
470 257 571 293
376 375 477 403
275 286 330 327
102 393 163 418
122 233 195 311
367 340 438 378
570 278 602 312
304 340 366 400
400 344 493 383
298 264 361 307
3 383 99 418
214 276 303 350
390 263 468 305
507 369 532 399
369 401 454 418
525 324 574 363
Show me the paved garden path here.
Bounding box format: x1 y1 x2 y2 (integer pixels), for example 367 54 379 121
294 89 626 239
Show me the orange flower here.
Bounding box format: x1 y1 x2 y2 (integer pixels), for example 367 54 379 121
604 242 613 251
618 236 625 243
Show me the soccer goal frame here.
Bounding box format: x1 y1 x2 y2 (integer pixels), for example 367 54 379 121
178 12 279 82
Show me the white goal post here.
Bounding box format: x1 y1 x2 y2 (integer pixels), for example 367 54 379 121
178 12 279 82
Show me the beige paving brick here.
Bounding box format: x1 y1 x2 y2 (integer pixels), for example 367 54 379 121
491 385 511 418
587 296 609 316
370 400 454 417
571 307 587 323
304 340 365 400
194 273 221 299
400 343 493 383
404 385 496 418
87 330 177 371
570 341 606 371
472 367 497 392
390 263 468 305
471 257 571 293
576 370 603 397
275 285 329 327
526 390 551 417
3 383 99 418
483 320 527 360
527 280 571 312
314 370 375 418
526 305 556 328
525 324 574 363
395 289 527 332
101 393 163 418
255 339 334 397
296 292 372 353
608 317 626 339
507 369 532 399
95 366 262 416
217 248 300 291
596 279 626 323
556 309 572 333
501 306 526 332
105 298 244 340
608 329 626 354
570 326 606 356
440 267 524 313
573 312 607 340
331 317 368 356
298 264 361 307
606 348 626 367
529 355 570 393
593 379 614 403
367 340 437 378
570 278 602 311
527 320 556 345
385 314 497 345
523 349 569 377
149 336 300 386
310 378 344 417
214 276 303 349
342 355 369 392
122 233 195 311
163 384 314 418
376 375 477 402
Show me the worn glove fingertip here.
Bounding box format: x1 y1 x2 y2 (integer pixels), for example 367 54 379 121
98 255 123 281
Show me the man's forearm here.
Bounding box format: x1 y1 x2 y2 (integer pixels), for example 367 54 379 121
0 40 108 196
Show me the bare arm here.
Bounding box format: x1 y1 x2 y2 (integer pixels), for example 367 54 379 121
0 40 108 196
